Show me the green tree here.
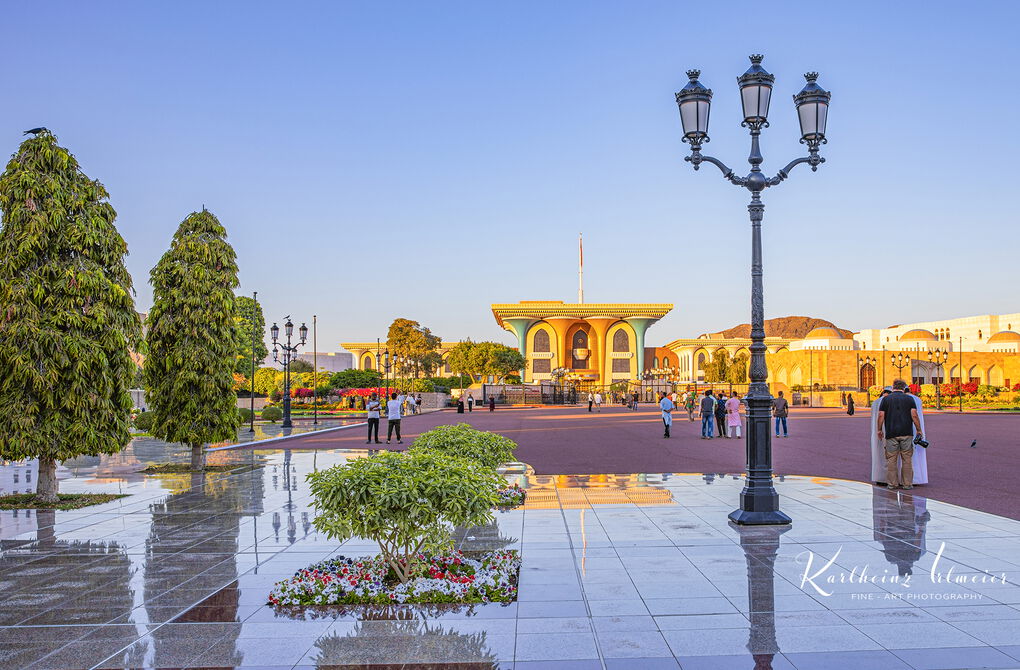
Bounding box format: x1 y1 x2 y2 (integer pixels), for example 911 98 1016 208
727 352 749 384
0 130 142 502
289 358 314 373
144 210 240 471
233 295 267 377
704 351 731 383
472 342 525 383
387 317 441 377
445 341 476 378
329 368 382 389
253 366 279 396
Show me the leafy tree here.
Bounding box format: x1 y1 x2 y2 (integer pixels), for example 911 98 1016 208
445 341 476 379
329 368 382 389
472 342 525 383
0 130 142 502
726 353 749 384
289 358 314 373
144 210 239 471
308 450 500 583
233 295 267 377
704 351 731 383
253 366 278 396
387 317 441 377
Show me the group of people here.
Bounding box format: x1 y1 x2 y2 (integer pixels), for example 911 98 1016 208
455 392 496 413
872 379 928 489
586 391 604 412
364 390 423 444
655 389 743 439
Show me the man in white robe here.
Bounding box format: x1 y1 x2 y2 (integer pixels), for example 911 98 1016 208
871 387 928 485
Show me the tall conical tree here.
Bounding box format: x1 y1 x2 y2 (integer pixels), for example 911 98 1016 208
0 130 142 502
144 209 240 470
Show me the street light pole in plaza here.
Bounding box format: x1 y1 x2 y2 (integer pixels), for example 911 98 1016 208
270 317 308 429
927 348 949 411
890 353 911 380
676 55 830 525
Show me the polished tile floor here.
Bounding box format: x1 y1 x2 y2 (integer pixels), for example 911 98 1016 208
2 448 1020 669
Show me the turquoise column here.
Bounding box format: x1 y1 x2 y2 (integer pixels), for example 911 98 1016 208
626 317 657 376
504 318 536 379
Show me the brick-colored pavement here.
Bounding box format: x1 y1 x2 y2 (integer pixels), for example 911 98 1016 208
278 405 1020 519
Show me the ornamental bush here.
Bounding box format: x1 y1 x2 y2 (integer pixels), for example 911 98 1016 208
307 450 501 583
920 384 937 398
411 423 517 472
237 408 254 424
261 406 283 422
134 412 154 432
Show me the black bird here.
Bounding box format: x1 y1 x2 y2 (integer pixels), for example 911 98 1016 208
23 127 48 136
970 440 977 448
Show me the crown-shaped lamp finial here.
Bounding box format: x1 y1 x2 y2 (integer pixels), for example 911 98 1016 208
686 69 701 80
749 54 764 64
804 72 819 83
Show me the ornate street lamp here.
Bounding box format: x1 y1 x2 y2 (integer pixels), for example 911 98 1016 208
891 353 911 377
270 316 307 428
676 55 831 525
927 349 949 410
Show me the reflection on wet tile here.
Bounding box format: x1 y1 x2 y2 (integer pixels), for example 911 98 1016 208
890 645 1020 669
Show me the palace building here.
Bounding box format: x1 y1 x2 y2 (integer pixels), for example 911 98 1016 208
491 301 673 385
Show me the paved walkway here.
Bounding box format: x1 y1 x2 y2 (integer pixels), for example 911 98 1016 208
2 449 1020 669
273 405 1020 520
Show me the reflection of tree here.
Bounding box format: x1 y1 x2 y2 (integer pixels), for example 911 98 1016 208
872 488 930 577
313 614 499 668
733 522 790 670
138 468 265 665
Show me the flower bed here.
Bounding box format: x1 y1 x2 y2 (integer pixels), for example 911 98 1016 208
268 550 520 607
496 484 526 508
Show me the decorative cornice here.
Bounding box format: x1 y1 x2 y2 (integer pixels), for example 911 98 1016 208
492 302 673 328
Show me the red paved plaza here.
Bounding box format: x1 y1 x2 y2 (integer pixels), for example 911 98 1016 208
278 405 1020 520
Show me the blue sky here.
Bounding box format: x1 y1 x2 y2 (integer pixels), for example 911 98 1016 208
2 1 1016 349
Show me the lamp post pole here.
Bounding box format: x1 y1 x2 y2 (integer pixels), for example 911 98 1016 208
676 55 830 525
313 315 318 426
959 336 964 413
270 317 308 429
927 349 948 411
890 353 911 381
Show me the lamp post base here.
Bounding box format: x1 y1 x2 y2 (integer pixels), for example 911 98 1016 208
728 508 792 526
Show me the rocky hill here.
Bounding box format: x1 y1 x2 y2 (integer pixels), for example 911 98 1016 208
705 316 853 340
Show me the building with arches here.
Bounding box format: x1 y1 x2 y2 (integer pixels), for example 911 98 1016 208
490 301 673 386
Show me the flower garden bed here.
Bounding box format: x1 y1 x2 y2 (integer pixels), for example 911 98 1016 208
0 493 127 510
268 550 520 607
496 484 526 508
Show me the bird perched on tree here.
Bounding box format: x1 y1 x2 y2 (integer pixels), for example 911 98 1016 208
23 127 49 136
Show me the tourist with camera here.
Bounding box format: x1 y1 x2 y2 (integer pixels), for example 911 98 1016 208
876 379 923 490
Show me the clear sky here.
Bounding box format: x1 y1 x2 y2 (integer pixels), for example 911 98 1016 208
2 1 1017 350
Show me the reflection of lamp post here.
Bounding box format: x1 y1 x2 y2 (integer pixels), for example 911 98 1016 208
270 317 308 429
676 55 829 525
733 521 789 664
927 349 949 410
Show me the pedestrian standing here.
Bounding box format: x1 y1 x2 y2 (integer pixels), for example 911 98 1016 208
658 391 674 438
456 395 465 413
715 391 728 438
773 391 789 437
846 394 855 416
594 391 603 412
406 394 417 416
416 393 423 413
877 379 923 490
632 391 639 412
587 392 594 412
699 390 715 439
386 392 403 444
467 392 475 412
725 393 742 439
365 392 381 444
489 396 495 412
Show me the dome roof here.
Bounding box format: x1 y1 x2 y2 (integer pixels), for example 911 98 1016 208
987 331 1020 343
804 326 843 339
899 328 937 341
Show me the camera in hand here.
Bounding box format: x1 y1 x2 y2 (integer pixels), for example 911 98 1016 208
913 434 929 449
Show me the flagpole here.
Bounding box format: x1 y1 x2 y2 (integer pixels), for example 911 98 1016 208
578 232 584 304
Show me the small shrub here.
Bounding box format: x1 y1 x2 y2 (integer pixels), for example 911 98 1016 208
920 384 937 398
237 407 254 424
134 412 154 431
261 406 283 422
411 423 517 472
308 450 501 583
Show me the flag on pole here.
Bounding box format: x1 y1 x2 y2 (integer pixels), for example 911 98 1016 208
578 232 584 304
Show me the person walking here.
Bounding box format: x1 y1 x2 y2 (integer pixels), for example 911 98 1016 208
488 396 495 412
594 391 603 412
456 395 465 413
658 391 674 438
406 393 417 416
416 393 423 413
699 390 715 439
877 379 923 490
386 392 403 444
846 393 855 416
365 392 382 444
715 391 728 438
467 392 475 412
631 391 639 412
684 391 696 422
773 390 789 437
725 392 742 439
587 392 594 412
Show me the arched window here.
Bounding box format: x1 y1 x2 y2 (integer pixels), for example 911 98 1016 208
533 329 550 353
362 355 373 370
662 356 670 367
653 357 659 368
613 329 629 352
